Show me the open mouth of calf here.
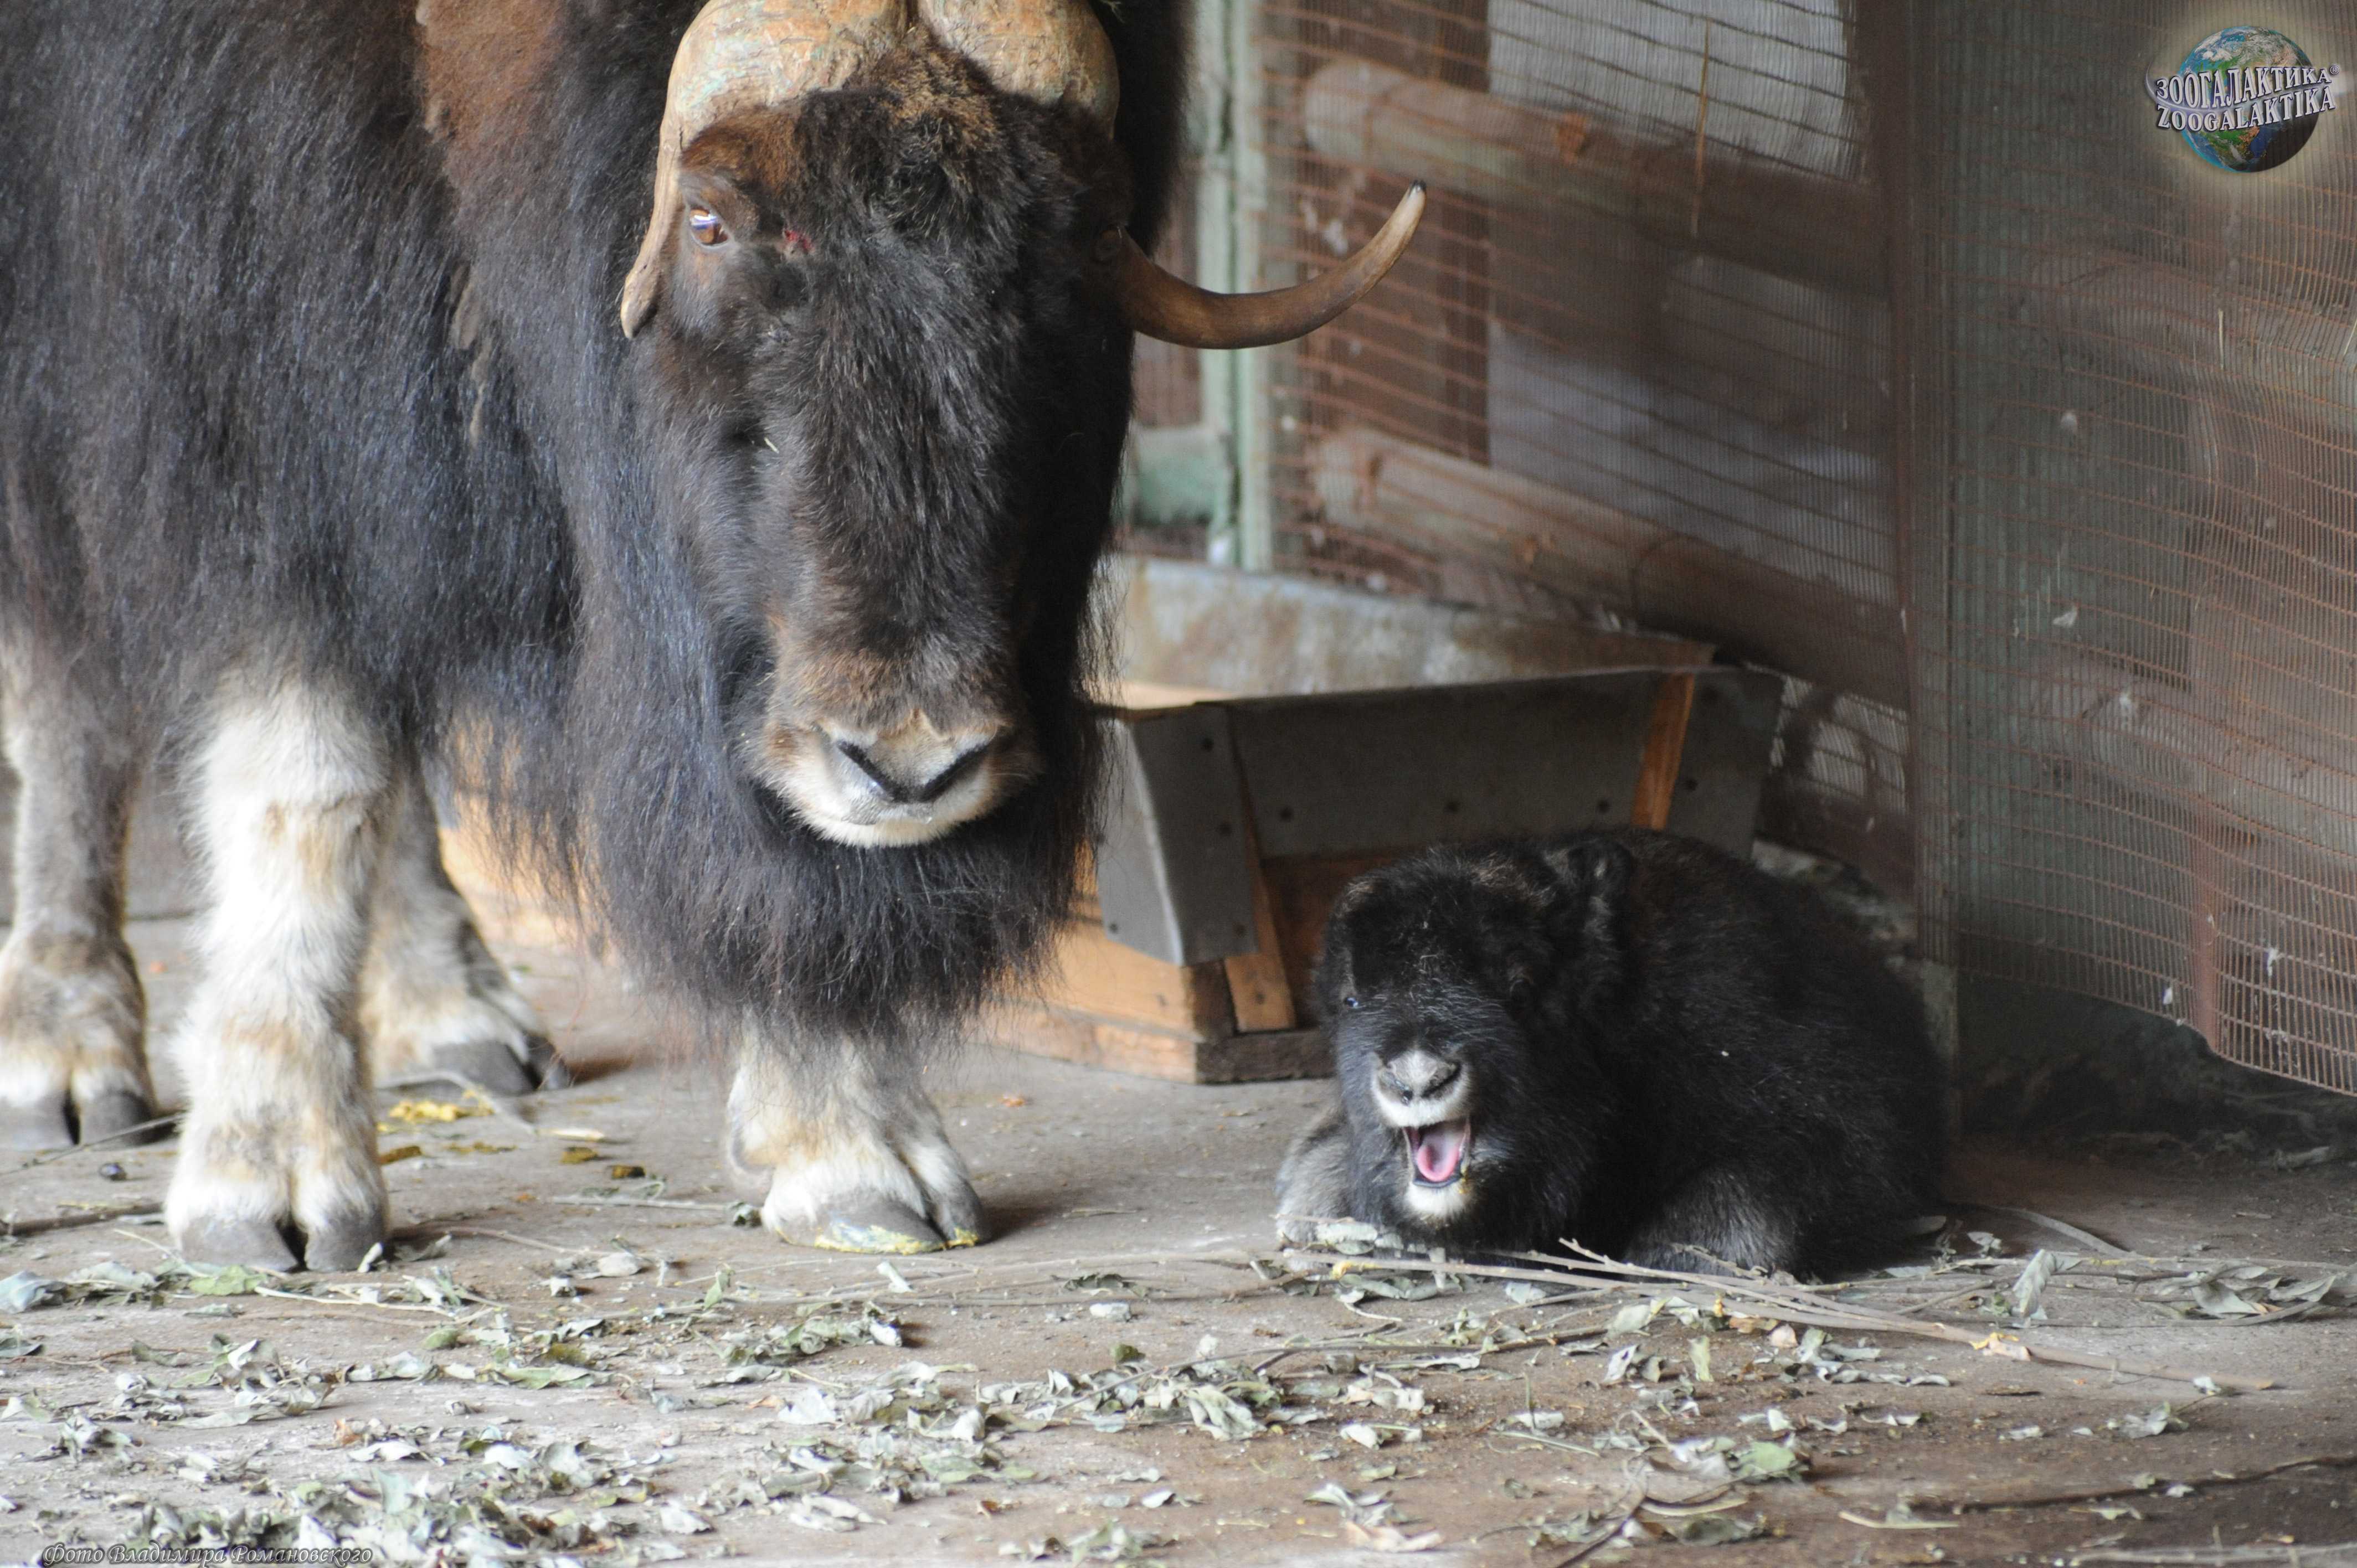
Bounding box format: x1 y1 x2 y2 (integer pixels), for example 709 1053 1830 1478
1404 1120 1471 1186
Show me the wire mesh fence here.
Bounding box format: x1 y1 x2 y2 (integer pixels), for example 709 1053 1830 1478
1151 0 1917 887
1126 0 2357 1096
1905 0 2357 1094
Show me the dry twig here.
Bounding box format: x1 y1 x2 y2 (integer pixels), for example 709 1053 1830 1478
1293 1247 2276 1392
1972 1202 2130 1256
1 1203 164 1238
5 1114 181 1173
425 1226 578 1255
2068 1546 2357 1565
1905 1451 2357 1514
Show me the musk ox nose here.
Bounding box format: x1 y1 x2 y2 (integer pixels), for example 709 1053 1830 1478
817 711 1010 808
1380 1050 1461 1101
750 694 1032 848
832 733 995 806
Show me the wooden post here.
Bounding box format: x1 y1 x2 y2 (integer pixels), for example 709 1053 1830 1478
1223 862 1298 1032
1630 674 1697 831
1221 788 1298 1033
1191 0 1266 566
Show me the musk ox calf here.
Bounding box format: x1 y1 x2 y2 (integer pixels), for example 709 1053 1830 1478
1277 830 1944 1276
0 0 1418 1269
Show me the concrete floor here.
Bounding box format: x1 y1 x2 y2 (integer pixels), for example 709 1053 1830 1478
6 900 2357 1565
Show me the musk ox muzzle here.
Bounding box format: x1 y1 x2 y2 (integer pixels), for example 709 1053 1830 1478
747 621 1038 849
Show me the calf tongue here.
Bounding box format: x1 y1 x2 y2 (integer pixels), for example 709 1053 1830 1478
1408 1120 1470 1184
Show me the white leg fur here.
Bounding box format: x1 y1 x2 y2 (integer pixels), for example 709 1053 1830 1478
1273 1103 1354 1246
165 677 393 1271
728 1030 984 1253
361 769 563 1094
0 636 153 1149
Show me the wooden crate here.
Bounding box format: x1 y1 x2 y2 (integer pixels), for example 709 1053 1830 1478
990 666 1783 1083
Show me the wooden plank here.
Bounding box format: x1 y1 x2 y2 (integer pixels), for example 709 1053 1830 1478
1301 59 1882 297
1223 875 1296 1033
1310 426 1910 710
1222 787 1298 1034
986 1009 1203 1082
1031 918 1232 1039
2023 645 2357 850
1629 673 1696 831
1109 679 1231 711
1197 1028 1330 1084
2025 253 2357 436
1109 554 1714 697
1262 853 1399 1010
985 1006 1330 1084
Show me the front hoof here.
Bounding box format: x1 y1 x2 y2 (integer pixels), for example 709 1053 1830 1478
889 1152 987 1248
168 1107 388 1273
77 1087 163 1146
790 1198 949 1254
172 1200 387 1273
928 1184 988 1250
523 1034 575 1089
176 1213 302 1273
400 1030 571 1095
422 1038 540 1096
0 1085 161 1151
728 1049 988 1253
302 1208 389 1272
0 1094 75 1151
0 930 155 1148
744 1146 990 1254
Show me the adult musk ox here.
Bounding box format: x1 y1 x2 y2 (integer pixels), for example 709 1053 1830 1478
0 0 1421 1267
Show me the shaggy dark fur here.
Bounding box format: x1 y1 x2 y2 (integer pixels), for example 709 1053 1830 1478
0 0 1180 1040
1278 830 1946 1276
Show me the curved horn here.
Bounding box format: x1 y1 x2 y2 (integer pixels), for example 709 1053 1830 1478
621 0 905 337
1115 184 1426 350
922 0 1117 125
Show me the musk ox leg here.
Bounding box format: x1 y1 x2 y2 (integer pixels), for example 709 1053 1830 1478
1273 1103 1355 1246
729 1035 985 1253
164 680 394 1272
1623 1164 1805 1278
359 767 568 1095
0 643 155 1150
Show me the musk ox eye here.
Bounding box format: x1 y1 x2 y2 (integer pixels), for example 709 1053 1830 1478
1342 994 1362 1010
1091 226 1124 266
687 207 729 247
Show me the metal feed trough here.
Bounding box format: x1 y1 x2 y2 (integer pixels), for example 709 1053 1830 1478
990 666 1782 1082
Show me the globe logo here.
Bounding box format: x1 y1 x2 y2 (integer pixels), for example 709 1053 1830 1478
2148 26 2344 173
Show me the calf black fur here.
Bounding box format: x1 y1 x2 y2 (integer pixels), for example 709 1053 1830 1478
1277 829 1945 1277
